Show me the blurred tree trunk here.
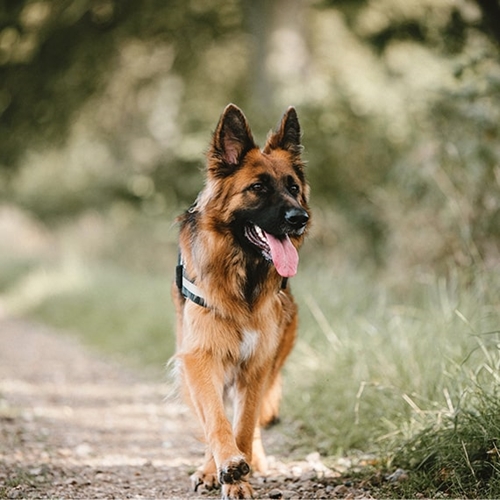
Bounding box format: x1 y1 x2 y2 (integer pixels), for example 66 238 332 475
242 0 274 117
241 0 308 121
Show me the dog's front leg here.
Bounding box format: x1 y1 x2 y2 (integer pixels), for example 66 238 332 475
232 373 262 455
182 351 253 499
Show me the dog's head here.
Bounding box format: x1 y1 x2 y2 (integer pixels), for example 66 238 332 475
197 104 310 278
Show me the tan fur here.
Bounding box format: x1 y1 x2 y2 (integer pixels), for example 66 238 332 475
172 104 310 499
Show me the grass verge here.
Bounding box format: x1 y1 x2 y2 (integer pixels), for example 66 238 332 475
281 262 500 497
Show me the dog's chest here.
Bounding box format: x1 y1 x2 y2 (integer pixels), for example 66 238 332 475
223 329 262 388
239 329 259 362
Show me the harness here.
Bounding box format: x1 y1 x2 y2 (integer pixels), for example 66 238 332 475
176 254 288 308
176 255 208 308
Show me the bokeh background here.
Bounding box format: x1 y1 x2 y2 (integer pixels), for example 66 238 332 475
2 0 500 274
1 1 500 495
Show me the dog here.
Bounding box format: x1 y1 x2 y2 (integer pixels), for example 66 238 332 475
172 104 310 499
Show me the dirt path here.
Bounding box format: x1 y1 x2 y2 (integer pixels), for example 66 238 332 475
0 319 374 499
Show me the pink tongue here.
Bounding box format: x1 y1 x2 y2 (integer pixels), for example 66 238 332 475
263 231 299 278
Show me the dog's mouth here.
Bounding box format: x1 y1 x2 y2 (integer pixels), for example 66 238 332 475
244 224 299 278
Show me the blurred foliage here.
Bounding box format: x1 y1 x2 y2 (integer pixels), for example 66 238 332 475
1 0 500 273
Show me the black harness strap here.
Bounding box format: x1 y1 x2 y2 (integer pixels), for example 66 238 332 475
176 253 289 308
176 255 207 308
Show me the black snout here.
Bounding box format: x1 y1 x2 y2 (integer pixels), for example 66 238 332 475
284 207 309 229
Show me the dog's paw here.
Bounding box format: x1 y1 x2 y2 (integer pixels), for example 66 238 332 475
221 481 254 499
218 456 251 485
190 469 219 492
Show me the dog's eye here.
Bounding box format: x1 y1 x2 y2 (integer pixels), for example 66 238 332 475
250 183 265 192
289 184 300 196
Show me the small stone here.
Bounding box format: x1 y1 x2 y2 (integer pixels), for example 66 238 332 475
75 443 92 457
306 452 321 463
301 471 316 481
333 484 349 495
386 468 408 483
268 488 283 499
314 486 327 499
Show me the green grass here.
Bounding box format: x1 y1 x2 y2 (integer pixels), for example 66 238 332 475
280 261 500 496
2 238 500 497
392 390 500 498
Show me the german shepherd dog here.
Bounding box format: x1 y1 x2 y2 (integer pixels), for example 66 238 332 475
172 104 310 499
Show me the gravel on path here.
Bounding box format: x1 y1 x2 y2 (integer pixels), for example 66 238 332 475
0 319 375 499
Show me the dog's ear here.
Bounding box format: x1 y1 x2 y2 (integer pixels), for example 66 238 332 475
209 104 256 175
264 107 301 157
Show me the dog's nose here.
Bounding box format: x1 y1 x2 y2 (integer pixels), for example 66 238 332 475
284 207 309 229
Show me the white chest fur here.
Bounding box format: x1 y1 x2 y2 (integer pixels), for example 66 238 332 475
239 329 259 362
